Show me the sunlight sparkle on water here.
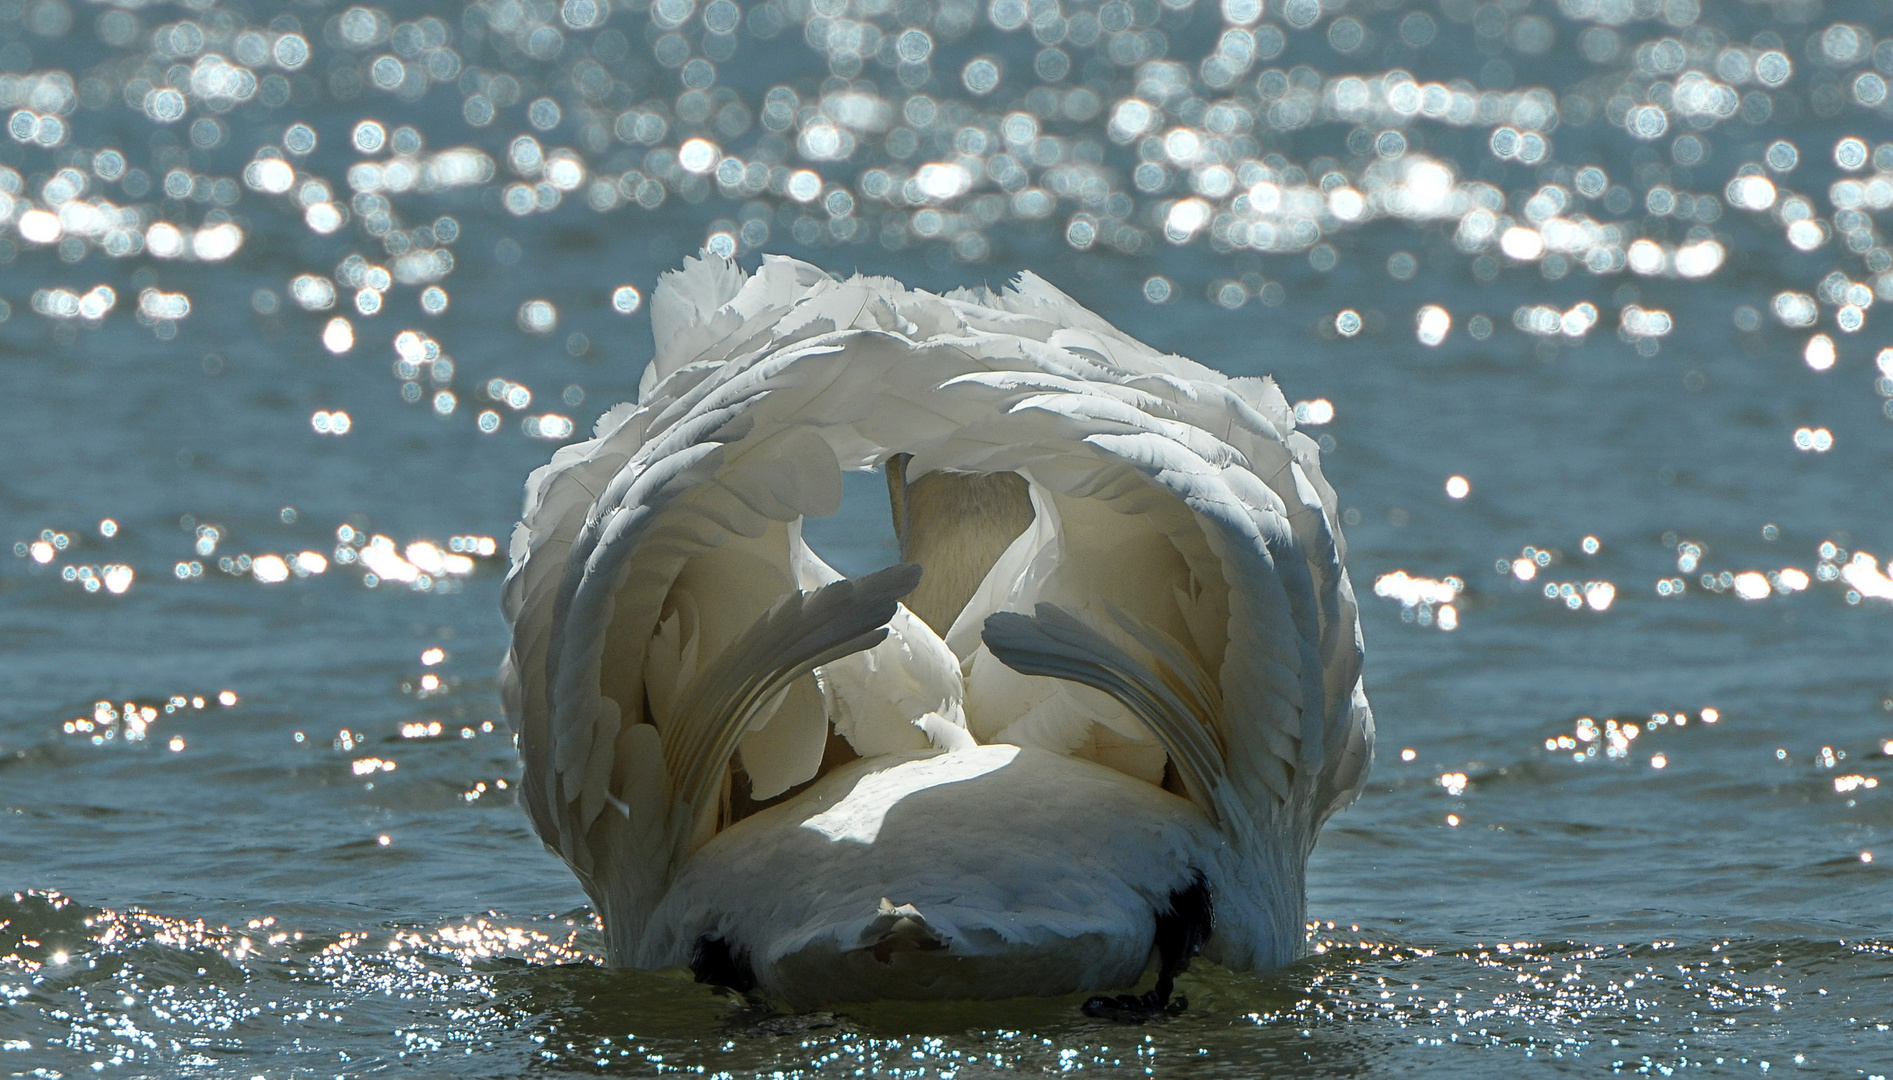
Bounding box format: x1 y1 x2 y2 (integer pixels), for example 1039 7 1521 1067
1373 571 1461 631
322 317 354 353
1546 710 1720 764
1292 399 1333 425
311 410 352 435
3 3 1890 1072
1804 334 1836 371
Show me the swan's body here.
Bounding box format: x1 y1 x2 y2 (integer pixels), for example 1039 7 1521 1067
502 255 1372 1007
649 745 1224 1008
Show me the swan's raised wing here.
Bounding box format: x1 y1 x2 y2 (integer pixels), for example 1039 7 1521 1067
504 255 993 955
919 278 1374 854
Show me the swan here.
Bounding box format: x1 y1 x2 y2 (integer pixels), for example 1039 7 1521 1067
501 254 1373 1013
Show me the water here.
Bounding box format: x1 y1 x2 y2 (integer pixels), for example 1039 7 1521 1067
3 0 1892 1073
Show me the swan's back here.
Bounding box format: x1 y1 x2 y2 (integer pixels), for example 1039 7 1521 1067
501 254 1372 986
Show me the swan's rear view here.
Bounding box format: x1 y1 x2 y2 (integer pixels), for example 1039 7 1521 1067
502 254 1373 1011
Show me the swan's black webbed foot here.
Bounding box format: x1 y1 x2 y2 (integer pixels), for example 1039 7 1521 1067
1081 874 1213 1023
690 934 757 994
1081 988 1189 1021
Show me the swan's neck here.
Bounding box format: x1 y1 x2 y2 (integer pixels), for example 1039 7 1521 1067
885 456 1034 635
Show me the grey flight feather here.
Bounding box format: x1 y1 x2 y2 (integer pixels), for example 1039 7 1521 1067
666 562 925 815
981 603 1230 825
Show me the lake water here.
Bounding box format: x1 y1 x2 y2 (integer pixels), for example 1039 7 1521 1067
3 0 1892 1074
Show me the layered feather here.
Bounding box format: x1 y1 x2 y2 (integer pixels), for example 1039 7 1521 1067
501 252 1373 973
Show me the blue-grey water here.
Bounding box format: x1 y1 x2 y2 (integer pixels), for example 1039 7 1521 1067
3 0 1891 1074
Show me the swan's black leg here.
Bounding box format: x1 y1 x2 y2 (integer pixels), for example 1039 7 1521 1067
690 934 758 994
1083 875 1214 1021
1147 873 1214 1010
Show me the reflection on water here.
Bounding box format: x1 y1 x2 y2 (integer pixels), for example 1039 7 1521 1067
4 0 1893 616
4 890 1886 1075
1 0 1890 349
4 0 1893 1073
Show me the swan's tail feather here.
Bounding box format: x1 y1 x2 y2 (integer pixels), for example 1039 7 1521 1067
980 603 1231 823
665 563 924 841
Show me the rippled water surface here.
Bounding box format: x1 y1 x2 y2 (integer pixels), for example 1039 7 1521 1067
4 0 1893 1074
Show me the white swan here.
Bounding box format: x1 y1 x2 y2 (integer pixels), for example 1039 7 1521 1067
501 254 1373 1011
